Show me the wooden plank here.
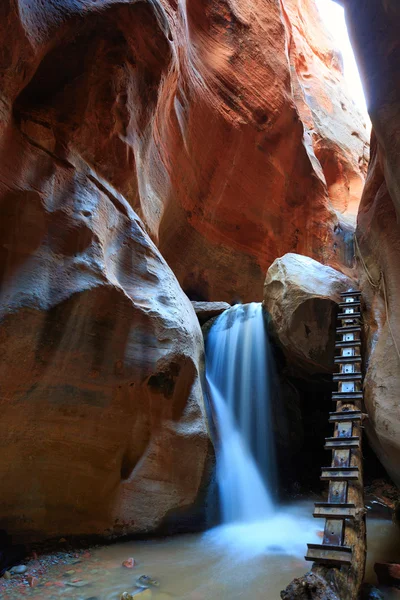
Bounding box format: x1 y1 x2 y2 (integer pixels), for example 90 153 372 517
341 291 361 297
313 503 356 520
339 301 361 308
332 392 363 400
333 373 362 381
324 437 360 450
335 340 361 348
305 544 352 566
336 324 361 333
321 466 359 481
329 410 362 423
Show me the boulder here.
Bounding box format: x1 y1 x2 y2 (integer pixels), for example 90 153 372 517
0 143 211 540
263 253 355 373
191 302 230 325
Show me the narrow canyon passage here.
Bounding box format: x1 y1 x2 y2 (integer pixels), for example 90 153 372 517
0 0 400 599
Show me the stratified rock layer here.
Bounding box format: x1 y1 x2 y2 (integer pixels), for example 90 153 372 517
343 0 400 485
1 0 368 303
263 253 355 373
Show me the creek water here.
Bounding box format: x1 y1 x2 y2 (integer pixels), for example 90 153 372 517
6 507 399 600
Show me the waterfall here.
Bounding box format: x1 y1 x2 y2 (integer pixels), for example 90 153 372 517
204 302 320 557
205 303 276 524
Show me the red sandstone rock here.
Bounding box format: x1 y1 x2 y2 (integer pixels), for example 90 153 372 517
0 0 368 540
122 558 136 569
0 4 213 543
284 0 368 219
342 0 400 486
0 0 366 303
27 576 38 588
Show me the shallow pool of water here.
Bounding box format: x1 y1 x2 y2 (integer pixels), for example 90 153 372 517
2 502 400 600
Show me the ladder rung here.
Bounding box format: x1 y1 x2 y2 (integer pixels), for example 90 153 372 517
329 410 362 422
339 301 361 308
333 373 362 382
341 291 361 297
325 436 360 450
337 312 361 320
334 356 362 364
305 543 352 566
321 466 359 481
332 392 363 400
335 340 361 348
336 325 361 333
313 503 356 519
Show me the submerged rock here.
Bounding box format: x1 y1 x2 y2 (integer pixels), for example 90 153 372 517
263 253 356 373
136 575 160 589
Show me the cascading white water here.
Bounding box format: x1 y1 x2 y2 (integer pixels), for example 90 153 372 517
204 302 320 557
205 303 276 523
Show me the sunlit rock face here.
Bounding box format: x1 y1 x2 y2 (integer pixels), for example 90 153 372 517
1 0 367 303
343 0 400 485
284 0 369 218
155 0 368 301
263 253 355 374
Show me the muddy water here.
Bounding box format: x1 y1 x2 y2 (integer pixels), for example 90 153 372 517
2 503 400 600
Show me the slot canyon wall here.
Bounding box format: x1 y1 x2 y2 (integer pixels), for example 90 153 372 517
0 0 368 540
342 0 400 486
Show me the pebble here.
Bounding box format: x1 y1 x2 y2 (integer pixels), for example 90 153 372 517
122 558 136 569
3 571 11 580
66 580 91 587
10 565 27 574
27 575 39 587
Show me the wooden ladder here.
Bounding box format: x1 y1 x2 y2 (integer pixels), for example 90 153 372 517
305 290 364 567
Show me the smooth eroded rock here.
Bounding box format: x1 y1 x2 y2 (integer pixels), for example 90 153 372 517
191 302 231 325
343 0 400 486
263 253 356 373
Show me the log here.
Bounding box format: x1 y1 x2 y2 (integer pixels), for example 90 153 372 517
281 293 366 600
281 401 366 600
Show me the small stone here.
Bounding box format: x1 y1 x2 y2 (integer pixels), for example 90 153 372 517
136 575 159 589
122 558 136 569
58 538 67 543
3 571 11 580
10 565 27 574
66 580 90 587
64 569 76 576
27 575 39 587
